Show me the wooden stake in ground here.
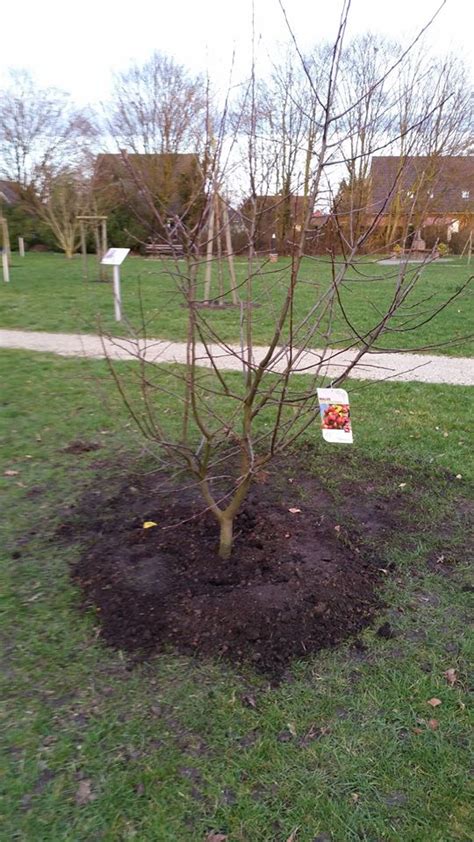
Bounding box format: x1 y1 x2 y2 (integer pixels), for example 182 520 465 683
460 229 473 264
2 249 9 282
0 216 11 265
202 191 239 305
203 197 215 303
18 237 25 257
77 215 108 282
79 219 88 282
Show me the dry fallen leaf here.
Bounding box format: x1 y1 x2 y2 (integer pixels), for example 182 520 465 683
427 718 439 730
206 835 228 842
143 521 158 529
427 698 442 708
241 694 257 709
334 524 341 533
444 668 457 686
413 727 423 734
286 828 300 842
398 482 407 488
350 792 360 803
288 507 301 514
4 469 19 477
75 779 96 805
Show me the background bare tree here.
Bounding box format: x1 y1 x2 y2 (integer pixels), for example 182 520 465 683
380 45 472 247
109 52 208 156
232 45 329 252
334 33 400 247
0 69 98 256
0 69 96 192
93 52 215 250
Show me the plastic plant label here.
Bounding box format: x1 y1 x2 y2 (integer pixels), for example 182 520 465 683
317 388 353 444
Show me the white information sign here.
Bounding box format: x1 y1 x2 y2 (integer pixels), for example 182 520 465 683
100 247 130 320
317 388 353 444
101 247 130 266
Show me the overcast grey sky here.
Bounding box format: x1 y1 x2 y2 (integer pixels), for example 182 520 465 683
1 0 472 103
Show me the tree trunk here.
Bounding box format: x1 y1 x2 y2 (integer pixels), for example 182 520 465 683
218 516 233 560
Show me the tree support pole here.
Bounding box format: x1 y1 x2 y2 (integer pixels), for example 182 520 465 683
222 200 238 304
80 221 88 282
203 198 215 302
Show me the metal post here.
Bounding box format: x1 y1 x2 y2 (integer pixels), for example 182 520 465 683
18 237 25 257
113 264 122 321
2 250 10 282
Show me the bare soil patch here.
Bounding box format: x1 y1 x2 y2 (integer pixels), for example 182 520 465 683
63 454 421 673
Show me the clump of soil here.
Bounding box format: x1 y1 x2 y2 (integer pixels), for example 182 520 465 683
66 458 406 673
62 440 102 454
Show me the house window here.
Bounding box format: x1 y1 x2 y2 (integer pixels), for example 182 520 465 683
461 190 470 199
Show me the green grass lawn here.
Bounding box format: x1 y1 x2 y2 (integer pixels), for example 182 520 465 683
0 252 472 356
1 350 473 841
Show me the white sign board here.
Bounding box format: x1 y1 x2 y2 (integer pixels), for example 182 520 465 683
317 388 353 444
101 247 130 266
100 247 130 320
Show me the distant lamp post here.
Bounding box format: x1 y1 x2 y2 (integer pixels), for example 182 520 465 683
270 233 278 263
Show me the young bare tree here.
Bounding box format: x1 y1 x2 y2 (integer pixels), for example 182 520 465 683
24 167 91 258
103 1 472 559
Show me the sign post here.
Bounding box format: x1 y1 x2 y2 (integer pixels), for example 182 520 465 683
100 248 130 321
112 265 122 321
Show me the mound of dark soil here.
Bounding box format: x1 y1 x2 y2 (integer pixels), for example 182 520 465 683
65 458 407 673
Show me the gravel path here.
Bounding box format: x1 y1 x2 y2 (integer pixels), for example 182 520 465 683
1 328 472 386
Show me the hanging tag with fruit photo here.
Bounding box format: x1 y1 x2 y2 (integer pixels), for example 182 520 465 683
317 388 353 444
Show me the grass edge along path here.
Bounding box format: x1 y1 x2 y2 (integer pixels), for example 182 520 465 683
1 327 473 386
0 252 472 357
